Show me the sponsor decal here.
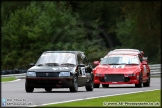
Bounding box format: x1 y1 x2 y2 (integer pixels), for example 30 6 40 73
52 67 70 70
110 65 125 68
81 67 86 76
64 67 69 69
52 68 57 70
86 73 90 75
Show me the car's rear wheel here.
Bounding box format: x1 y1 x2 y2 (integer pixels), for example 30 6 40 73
94 83 100 88
45 88 52 92
143 73 150 87
85 80 94 91
102 84 109 88
135 73 143 88
69 75 78 92
25 81 34 93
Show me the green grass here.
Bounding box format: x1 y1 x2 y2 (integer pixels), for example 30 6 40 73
1 76 16 82
42 90 161 107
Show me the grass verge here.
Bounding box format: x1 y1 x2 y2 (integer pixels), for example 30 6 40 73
42 90 161 107
1 76 17 82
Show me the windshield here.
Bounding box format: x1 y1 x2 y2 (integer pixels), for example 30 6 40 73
35 52 76 66
100 55 140 65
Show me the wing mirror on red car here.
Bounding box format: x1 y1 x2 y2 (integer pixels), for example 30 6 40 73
142 61 147 65
142 56 148 62
94 61 100 65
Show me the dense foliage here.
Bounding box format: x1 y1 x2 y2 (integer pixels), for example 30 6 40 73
1 1 161 70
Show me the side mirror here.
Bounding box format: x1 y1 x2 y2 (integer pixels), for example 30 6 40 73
142 56 148 62
30 63 35 67
94 61 100 65
78 64 85 67
142 61 147 65
140 51 144 55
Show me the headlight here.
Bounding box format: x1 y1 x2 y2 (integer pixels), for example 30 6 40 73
95 73 103 76
26 72 36 77
125 73 136 77
70 66 77 72
59 72 70 76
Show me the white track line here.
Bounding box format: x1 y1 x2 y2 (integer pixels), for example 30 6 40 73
1 79 21 83
28 89 160 107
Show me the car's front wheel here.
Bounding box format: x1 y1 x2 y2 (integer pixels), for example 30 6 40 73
135 73 143 88
143 73 150 87
69 75 78 92
25 81 34 93
85 80 94 91
45 88 52 92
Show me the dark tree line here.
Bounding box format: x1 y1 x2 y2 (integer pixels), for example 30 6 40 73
1 1 161 70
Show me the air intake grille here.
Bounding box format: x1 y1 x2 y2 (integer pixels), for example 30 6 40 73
36 72 59 77
105 74 124 82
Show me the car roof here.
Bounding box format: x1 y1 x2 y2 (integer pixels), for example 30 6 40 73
107 53 138 56
108 51 140 55
44 51 84 54
112 49 140 53
107 49 144 56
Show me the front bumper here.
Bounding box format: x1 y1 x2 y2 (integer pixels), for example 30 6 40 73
94 75 139 84
26 77 73 88
94 79 139 84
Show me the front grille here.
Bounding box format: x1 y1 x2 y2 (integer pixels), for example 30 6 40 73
37 80 59 84
105 74 124 82
28 79 59 84
36 72 59 77
27 79 72 88
99 78 105 82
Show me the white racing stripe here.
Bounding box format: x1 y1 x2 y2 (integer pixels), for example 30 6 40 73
29 89 160 107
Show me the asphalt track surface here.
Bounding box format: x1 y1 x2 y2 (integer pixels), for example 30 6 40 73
1 78 161 107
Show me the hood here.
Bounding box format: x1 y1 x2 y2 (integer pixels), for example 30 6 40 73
94 64 140 74
28 65 74 72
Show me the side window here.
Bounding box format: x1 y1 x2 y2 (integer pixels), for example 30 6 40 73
77 54 83 64
83 56 89 65
138 55 143 62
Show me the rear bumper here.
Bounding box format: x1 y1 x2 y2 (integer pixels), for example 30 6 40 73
26 77 73 88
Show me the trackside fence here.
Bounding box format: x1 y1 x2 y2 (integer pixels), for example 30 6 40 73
1 64 161 78
149 64 161 76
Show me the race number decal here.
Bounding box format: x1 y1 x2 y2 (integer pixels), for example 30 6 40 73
110 65 125 68
80 67 86 77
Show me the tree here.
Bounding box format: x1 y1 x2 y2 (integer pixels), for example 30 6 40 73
1 1 109 69
116 1 161 63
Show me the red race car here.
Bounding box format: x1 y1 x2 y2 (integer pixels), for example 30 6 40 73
93 50 150 88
